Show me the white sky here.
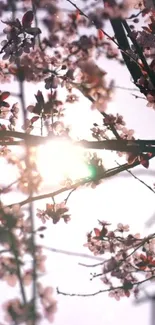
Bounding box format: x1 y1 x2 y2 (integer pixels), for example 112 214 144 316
1 1 155 324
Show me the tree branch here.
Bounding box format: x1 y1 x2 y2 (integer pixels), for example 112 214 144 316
115 161 155 194
109 18 143 84
57 276 155 297
2 130 155 153
66 0 142 70
44 246 105 261
9 231 27 304
122 20 155 88
9 155 153 208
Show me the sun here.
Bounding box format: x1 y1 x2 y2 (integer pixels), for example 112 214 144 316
36 139 92 186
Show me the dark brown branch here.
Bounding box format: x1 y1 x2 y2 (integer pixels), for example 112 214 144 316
81 139 155 153
0 130 44 145
2 130 155 153
109 18 142 84
102 1 150 95
127 9 145 20
122 20 155 88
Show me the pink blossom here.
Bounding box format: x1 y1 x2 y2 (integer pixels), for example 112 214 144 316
109 288 125 300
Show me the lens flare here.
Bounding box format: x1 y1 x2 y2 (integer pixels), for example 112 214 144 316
36 139 91 185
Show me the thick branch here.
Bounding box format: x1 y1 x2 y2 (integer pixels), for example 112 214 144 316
0 130 44 145
102 1 151 95
2 131 155 153
81 139 155 153
109 18 142 84
122 20 155 88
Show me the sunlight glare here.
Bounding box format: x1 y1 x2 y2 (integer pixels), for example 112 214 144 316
36 140 91 185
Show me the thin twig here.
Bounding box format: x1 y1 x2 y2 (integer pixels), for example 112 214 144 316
127 9 145 20
115 160 155 194
57 276 155 297
64 188 76 204
0 178 20 194
43 246 105 261
115 85 140 92
131 94 146 100
79 260 106 267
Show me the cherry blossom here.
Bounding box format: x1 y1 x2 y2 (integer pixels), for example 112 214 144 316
1 0 155 319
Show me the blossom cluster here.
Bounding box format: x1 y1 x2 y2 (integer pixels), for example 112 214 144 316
0 0 155 322
85 221 155 299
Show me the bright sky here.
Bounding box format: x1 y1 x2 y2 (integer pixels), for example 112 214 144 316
1 1 155 325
